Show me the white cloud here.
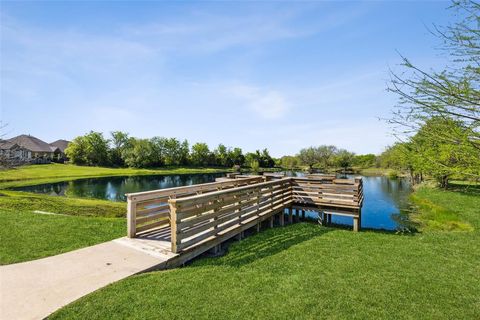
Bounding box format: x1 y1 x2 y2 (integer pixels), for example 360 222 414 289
229 85 289 119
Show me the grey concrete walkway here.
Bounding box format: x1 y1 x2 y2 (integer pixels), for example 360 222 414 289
0 237 177 320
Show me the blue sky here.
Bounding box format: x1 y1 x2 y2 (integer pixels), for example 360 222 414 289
1 1 452 156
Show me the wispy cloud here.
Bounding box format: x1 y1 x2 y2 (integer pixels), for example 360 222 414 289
228 84 289 119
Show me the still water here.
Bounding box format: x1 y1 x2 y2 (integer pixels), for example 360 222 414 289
14 173 412 231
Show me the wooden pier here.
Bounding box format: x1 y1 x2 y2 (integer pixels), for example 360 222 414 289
125 174 363 267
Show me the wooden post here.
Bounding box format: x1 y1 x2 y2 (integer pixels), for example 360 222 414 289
353 216 360 232
301 210 305 220
210 244 221 255
127 197 136 238
170 201 180 253
280 210 285 226
269 215 274 228
288 207 293 224
358 209 362 231
235 231 244 240
256 222 261 232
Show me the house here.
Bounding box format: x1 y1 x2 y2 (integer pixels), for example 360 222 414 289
49 139 70 161
0 140 29 166
4 135 70 164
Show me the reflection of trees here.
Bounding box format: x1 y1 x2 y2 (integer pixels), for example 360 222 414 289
16 173 228 202
374 177 412 209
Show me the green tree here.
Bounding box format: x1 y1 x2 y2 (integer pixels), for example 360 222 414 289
178 140 190 165
260 148 275 168
163 138 182 166
297 147 318 170
229 147 245 166
66 131 110 166
280 155 299 170
65 136 88 165
352 154 377 168
190 143 211 166
245 151 261 169
214 144 230 167
334 149 355 172
315 145 337 169
149 137 166 167
110 131 130 167
249 159 260 172
122 138 155 168
389 0 480 180
84 131 110 166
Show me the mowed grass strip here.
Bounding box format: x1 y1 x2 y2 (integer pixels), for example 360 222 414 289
0 190 126 218
50 187 480 320
0 209 125 265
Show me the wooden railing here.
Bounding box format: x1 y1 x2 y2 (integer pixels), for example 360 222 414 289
168 178 292 253
125 176 264 238
126 175 364 254
292 177 363 210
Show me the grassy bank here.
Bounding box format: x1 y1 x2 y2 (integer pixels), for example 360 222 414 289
357 167 396 176
0 190 126 217
410 186 477 232
0 191 126 264
51 186 480 319
0 208 125 265
0 163 229 189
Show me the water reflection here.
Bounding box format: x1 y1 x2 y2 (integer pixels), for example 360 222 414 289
15 173 227 202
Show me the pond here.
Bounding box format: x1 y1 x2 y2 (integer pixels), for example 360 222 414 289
13 173 412 231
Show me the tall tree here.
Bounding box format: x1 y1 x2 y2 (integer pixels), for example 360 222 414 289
388 0 480 179
297 147 318 170
334 149 355 172
123 139 155 168
315 145 337 169
66 131 110 166
190 142 212 166
110 131 130 166
229 147 245 166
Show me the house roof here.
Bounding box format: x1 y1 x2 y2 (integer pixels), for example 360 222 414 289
8 135 55 153
0 140 18 150
49 139 70 153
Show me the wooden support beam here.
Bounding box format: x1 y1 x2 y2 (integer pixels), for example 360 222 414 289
170 205 179 253
279 211 285 226
127 199 136 238
301 209 305 220
235 231 244 240
269 215 274 228
353 216 360 232
209 244 221 255
288 207 293 224
256 222 261 232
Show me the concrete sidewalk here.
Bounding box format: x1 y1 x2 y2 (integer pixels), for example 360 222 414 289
0 238 177 320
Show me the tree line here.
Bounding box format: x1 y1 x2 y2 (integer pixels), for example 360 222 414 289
383 0 480 187
279 145 377 171
65 131 276 169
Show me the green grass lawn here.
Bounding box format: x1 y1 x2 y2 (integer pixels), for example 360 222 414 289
0 208 125 265
50 186 480 319
0 163 229 188
0 190 126 217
